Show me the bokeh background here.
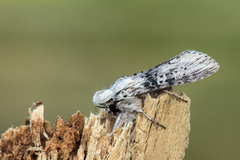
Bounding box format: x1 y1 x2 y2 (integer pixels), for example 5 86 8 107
0 1 239 159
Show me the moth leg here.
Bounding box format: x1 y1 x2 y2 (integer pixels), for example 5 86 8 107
162 90 188 102
95 105 110 112
137 109 166 129
95 105 105 111
111 111 136 142
110 112 124 142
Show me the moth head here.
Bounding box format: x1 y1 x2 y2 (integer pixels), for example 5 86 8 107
92 89 113 105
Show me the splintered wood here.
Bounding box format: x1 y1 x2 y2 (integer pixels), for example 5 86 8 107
0 91 190 160
78 91 190 160
0 105 84 160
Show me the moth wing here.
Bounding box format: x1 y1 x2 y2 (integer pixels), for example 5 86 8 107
115 50 220 99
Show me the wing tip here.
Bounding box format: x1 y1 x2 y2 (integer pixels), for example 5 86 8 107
183 49 220 66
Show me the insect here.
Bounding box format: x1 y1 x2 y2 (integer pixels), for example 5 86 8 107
93 50 220 135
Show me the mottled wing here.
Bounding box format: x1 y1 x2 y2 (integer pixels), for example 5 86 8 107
114 50 220 100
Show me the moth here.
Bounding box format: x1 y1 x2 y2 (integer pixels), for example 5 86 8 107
93 50 220 134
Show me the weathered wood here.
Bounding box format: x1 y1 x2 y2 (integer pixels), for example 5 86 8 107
0 91 190 160
78 91 191 160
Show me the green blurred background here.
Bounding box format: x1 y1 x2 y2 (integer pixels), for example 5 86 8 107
0 0 239 159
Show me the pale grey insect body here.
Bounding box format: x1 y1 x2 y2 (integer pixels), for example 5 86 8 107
93 50 220 131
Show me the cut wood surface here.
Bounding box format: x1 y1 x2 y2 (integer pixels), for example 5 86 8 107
0 91 191 160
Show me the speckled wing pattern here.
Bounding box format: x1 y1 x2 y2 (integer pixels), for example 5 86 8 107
114 50 220 101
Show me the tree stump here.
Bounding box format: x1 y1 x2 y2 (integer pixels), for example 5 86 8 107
78 91 191 160
0 91 190 160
